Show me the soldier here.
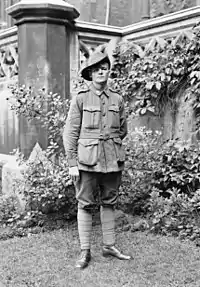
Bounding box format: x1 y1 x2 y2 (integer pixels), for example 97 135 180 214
63 50 131 269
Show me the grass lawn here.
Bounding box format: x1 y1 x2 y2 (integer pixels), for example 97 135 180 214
1 225 200 287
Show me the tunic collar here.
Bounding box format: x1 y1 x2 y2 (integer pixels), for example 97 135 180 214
90 83 109 97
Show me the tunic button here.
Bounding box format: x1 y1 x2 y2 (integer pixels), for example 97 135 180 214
102 112 106 116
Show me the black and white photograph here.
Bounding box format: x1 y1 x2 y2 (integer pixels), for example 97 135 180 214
1 0 200 286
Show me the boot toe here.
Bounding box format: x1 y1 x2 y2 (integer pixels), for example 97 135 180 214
75 250 91 269
102 245 131 260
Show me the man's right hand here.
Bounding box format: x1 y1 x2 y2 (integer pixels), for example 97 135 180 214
69 166 80 182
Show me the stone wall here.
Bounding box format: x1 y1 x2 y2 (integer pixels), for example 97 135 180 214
67 0 145 26
0 79 19 154
66 0 199 26
1 0 200 30
173 90 195 142
129 94 195 143
0 41 18 155
150 0 196 18
109 0 143 27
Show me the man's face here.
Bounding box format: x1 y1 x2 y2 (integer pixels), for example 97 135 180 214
91 62 110 84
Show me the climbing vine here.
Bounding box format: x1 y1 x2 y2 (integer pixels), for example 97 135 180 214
110 24 200 136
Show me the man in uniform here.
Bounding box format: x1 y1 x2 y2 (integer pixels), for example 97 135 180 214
63 50 131 269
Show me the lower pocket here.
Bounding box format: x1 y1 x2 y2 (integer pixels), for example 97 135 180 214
113 138 125 163
78 139 99 166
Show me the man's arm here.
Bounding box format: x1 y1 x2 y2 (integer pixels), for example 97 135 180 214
119 97 128 140
63 95 82 167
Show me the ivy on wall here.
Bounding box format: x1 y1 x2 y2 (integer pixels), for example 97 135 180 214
110 23 200 137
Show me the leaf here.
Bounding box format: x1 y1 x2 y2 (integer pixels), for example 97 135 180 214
152 218 160 224
140 108 147 115
146 82 154 90
160 73 165 81
165 67 172 75
156 81 162 91
151 93 158 98
147 106 155 113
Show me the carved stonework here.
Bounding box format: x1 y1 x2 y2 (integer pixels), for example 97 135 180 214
79 43 96 65
150 0 195 18
0 44 18 79
79 40 105 66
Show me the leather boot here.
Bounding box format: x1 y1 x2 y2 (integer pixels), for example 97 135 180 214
102 245 131 260
75 249 91 269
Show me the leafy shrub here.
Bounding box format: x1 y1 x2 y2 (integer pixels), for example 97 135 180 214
153 140 200 196
9 85 70 158
118 126 200 242
6 86 77 226
0 196 21 225
109 22 200 141
110 38 189 116
14 154 76 219
119 125 163 215
146 139 200 241
148 188 200 241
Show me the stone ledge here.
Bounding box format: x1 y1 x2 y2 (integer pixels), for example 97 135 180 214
0 153 16 167
7 0 80 26
76 6 200 44
122 6 200 42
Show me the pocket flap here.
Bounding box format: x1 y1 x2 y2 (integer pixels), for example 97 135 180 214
108 105 119 112
78 138 99 147
83 106 101 112
113 137 122 145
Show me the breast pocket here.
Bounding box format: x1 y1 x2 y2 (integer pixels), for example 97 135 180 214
83 106 101 129
108 105 120 128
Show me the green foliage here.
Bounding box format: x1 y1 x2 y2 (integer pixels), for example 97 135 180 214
5 85 76 226
153 140 200 196
118 126 200 242
111 39 189 116
119 125 163 214
9 85 70 158
110 26 200 123
15 155 76 219
148 188 200 241
147 139 200 241
0 196 21 225
110 26 200 241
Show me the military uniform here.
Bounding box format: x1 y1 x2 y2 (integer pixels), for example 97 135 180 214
63 51 131 269
63 83 127 208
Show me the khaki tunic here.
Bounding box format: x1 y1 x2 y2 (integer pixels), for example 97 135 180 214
63 84 127 173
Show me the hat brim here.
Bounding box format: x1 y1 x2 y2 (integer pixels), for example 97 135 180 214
81 55 110 81
81 65 93 81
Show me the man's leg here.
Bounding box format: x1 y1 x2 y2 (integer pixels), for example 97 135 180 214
74 171 98 268
100 172 131 260
77 208 92 250
100 205 115 246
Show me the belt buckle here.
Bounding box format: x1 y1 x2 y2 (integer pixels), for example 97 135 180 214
99 134 110 140
104 134 110 140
